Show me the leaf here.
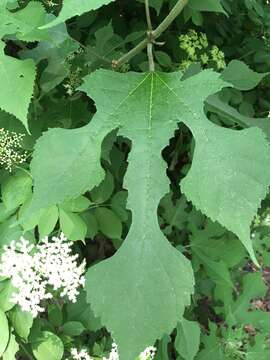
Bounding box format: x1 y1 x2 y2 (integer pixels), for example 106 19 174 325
221 60 269 90
0 42 36 130
0 280 16 312
31 331 64 360
30 69 270 358
40 0 115 29
94 207 122 239
9 305 33 341
91 171 114 203
61 196 91 212
0 309 9 356
188 0 227 14
230 272 267 324
206 94 270 140
59 208 87 241
38 206 59 238
196 323 226 360
61 321 85 336
0 2 48 42
175 319 201 360
2 171 32 211
65 291 102 332
2 333 19 360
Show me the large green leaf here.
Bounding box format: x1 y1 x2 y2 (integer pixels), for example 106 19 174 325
30 69 270 358
41 0 115 29
0 42 35 130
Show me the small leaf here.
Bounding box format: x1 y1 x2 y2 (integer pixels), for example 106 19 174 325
61 196 91 213
65 291 102 332
9 305 33 341
154 51 172 68
91 171 114 203
59 208 87 241
31 331 64 360
175 319 201 360
61 321 85 336
0 309 9 356
81 211 99 238
38 206 59 237
94 207 122 239
222 60 269 90
0 279 16 312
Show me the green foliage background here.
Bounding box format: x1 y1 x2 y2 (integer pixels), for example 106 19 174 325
0 0 270 359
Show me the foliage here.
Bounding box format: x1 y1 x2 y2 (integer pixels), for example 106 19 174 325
0 0 270 359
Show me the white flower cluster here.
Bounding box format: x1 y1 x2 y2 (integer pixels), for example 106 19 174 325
0 233 86 317
103 343 156 360
0 128 27 172
69 348 93 360
66 344 156 360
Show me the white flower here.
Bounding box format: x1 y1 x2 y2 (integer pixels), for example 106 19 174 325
139 346 156 360
69 348 93 360
0 233 85 317
103 343 156 360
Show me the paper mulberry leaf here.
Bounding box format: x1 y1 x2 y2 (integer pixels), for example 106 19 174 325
0 42 35 130
40 0 115 29
30 69 270 358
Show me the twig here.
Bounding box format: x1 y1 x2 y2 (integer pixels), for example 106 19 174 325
114 0 189 68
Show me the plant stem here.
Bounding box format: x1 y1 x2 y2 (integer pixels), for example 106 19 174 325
147 42 155 71
145 0 153 30
114 0 189 68
145 0 155 71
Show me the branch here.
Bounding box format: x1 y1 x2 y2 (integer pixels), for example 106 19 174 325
145 0 153 31
114 0 189 68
